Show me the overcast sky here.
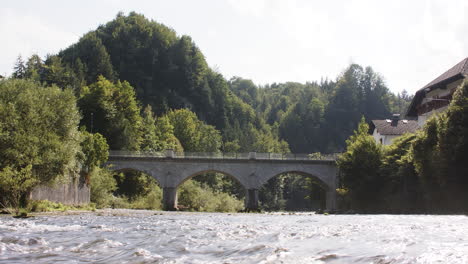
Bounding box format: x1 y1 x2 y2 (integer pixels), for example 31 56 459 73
1 0 467 94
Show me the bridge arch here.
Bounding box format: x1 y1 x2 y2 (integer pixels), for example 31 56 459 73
259 170 330 211
175 169 247 189
260 170 331 191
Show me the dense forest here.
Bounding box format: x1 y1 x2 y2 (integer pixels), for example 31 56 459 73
1 12 416 213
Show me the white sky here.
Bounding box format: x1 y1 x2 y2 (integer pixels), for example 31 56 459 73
1 0 467 94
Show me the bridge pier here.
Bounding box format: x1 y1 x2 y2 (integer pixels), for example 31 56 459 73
325 190 336 212
162 187 178 211
245 189 259 211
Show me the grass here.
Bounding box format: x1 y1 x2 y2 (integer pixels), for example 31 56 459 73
27 200 96 213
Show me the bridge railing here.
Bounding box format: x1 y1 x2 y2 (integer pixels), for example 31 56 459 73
108 150 166 158
109 150 340 161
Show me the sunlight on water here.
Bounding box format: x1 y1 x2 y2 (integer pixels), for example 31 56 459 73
1 210 468 263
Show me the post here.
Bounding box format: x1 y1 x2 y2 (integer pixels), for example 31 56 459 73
325 190 336 212
165 149 175 158
245 189 259 211
162 187 178 211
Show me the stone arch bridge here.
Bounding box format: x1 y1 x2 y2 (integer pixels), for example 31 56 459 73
107 150 339 211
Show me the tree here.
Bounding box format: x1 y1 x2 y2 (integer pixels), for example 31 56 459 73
438 80 468 188
12 55 26 79
154 115 184 152
80 130 109 180
25 54 44 82
0 165 37 215
140 105 162 151
379 133 421 212
0 79 81 184
78 76 143 150
337 117 383 211
0 79 82 211
166 109 221 152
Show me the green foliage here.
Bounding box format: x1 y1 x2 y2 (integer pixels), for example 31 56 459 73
154 115 184 152
166 109 222 152
438 80 468 187
111 170 163 210
191 173 245 199
140 105 161 151
24 54 44 82
259 173 325 211
338 80 468 213
177 180 244 212
0 79 81 184
79 76 143 150
3 12 422 213
0 165 37 215
337 117 383 211
90 167 117 208
12 55 26 79
129 187 162 210
379 133 421 212
114 171 156 200
28 200 96 212
230 67 409 153
80 130 109 173
410 80 468 210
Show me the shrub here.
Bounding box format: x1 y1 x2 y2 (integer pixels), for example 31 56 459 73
178 180 244 212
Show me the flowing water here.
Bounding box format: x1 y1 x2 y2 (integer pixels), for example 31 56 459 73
1 210 467 263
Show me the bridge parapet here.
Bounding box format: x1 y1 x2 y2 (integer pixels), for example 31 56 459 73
108 150 340 161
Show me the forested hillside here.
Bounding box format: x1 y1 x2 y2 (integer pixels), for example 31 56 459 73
14 12 410 154
5 12 413 212
229 67 411 152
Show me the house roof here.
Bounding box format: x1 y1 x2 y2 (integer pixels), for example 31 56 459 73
371 119 419 136
406 57 468 117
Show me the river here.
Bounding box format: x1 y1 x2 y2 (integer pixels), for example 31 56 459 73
1 210 467 263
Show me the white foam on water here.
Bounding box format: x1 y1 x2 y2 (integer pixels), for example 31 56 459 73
2 212 468 263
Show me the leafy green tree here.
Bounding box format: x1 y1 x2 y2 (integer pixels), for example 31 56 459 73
411 80 468 211
380 133 421 212
89 167 117 207
337 117 383 211
438 80 468 192
141 105 162 151
79 76 143 150
166 109 221 152
24 54 44 82
154 115 184 152
42 55 74 88
114 171 158 201
61 32 115 83
80 130 109 181
0 79 81 184
0 165 37 215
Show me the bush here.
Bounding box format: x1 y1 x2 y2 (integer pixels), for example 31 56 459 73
177 180 243 212
28 200 96 212
90 167 117 208
129 187 162 210
337 117 383 211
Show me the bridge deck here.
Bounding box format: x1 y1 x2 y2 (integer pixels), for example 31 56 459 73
109 150 339 162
